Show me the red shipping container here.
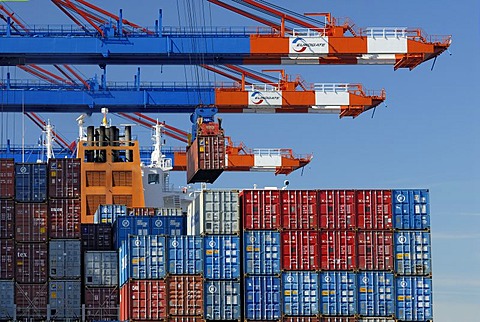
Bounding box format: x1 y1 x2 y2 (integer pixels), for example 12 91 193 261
320 231 357 270
15 243 48 283
0 159 15 199
356 190 393 230
0 239 14 279
281 231 320 270
15 203 48 242
242 190 281 230
120 279 167 321
15 283 48 319
357 230 394 271
48 158 81 199
319 190 356 229
128 207 157 216
0 199 15 238
48 199 81 239
187 135 225 184
167 275 204 316
320 318 356 322
85 286 119 321
168 317 203 322
281 190 319 230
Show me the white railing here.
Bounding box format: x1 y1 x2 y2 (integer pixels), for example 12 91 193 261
292 28 328 37
313 83 350 92
253 148 282 156
249 84 279 92
364 28 407 38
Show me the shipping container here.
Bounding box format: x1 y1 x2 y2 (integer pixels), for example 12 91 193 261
84 251 118 287
187 135 225 184
168 275 204 316
204 235 240 280
281 231 319 271
394 231 431 275
49 280 82 319
119 280 167 321
0 159 15 199
396 276 432 321
244 230 281 275
357 272 394 317
49 239 82 279
15 282 48 319
188 189 239 235
357 319 395 322
204 280 241 320
392 189 430 230
113 216 150 250
119 235 167 286
48 198 81 238
320 231 356 271
81 223 113 251
0 280 14 320
244 275 281 320
48 158 81 199
319 190 356 229
167 317 203 322
281 190 319 230
168 235 203 275
84 286 119 321
15 203 48 242
157 207 183 216
356 190 392 230
15 242 48 283
319 318 355 322
357 231 393 271
241 189 281 230
0 199 14 238
282 271 319 316
150 216 185 236
0 238 14 279
15 163 47 202
284 318 321 322
320 272 356 316
94 204 127 225
128 206 157 216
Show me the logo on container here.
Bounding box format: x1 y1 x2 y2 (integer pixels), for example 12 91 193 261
208 240 216 248
122 219 130 227
398 235 407 244
286 275 294 283
155 219 163 227
134 239 141 247
19 166 27 174
396 193 406 203
171 240 179 248
208 285 217 293
362 277 369 284
251 92 264 105
324 276 332 283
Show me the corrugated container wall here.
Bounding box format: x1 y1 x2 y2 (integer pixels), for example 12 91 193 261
94 204 127 225
128 206 157 216
395 276 433 321
281 231 320 270
189 189 239 235
48 198 81 238
241 189 281 230
357 272 394 317
204 235 240 280
320 230 357 270
282 271 319 316
49 280 82 319
167 317 203 322
0 238 14 279
119 235 166 286
394 231 432 275
168 275 204 316
84 251 118 286
0 159 15 199
157 207 183 216
49 239 81 279
81 223 113 251
244 230 281 275
320 271 356 316
319 190 356 229
15 163 47 202
0 280 14 320
244 275 281 320
120 279 167 321
187 135 225 184
356 190 392 230
393 190 430 230
15 283 48 319
357 231 393 271
204 280 241 320
84 286 119 321
15 243 48 283
48 158 81 199
168 235 203 275
281 190 319 230
284 318 322 322
15 203 48 242
0 199 14 238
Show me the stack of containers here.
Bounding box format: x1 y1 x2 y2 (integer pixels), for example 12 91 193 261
14 162 49 321
0 159 15 321
47 158 82 321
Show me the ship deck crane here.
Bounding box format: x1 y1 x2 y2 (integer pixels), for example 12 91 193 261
0 0 451 69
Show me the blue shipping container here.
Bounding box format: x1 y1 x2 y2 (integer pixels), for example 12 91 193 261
244 230 281 275
94 204 127 225
204 235 240 280
393 190 430 230
119 235 166 286
320 271 356 316
49 239 82 279
0 281 14 319
168 236 203 275
394 231 431 276
245 276 281 320
204 281 241 320
150 216 186 236
282 271 319 316
15 163 47 202
49 280 82 319
396 276 432 321
357 272 394 317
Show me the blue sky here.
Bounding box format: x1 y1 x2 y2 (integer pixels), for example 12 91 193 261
1 1 479 321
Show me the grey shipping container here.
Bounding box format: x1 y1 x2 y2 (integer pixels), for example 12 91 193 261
49 239 81 279
15 282 48 319
15 163 47 202
0 280 14 320
15 242 48 283
0 199 15 238
0 238 14 279
188 189 239 235
84 251 118 286
49 280 82 319
204 280 241 320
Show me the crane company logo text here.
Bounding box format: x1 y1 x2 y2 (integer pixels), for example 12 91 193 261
251 92 279 105
291 37 326 53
